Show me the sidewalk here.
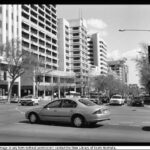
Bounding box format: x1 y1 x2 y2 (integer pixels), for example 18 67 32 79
144 104 150 108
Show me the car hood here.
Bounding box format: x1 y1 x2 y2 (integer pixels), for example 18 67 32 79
26 106 43 113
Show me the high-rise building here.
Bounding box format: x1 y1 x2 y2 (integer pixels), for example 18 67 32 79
0 5 76 98
0 5 21 97
87 33 108 75
20 4 59 96
108 59 129 84
58 18 89 94
57 18 71 72
21 4 58 70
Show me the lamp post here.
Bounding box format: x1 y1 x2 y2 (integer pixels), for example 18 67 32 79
119 29 150 32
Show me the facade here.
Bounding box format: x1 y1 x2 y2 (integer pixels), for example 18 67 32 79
58 18 89 94
21 4 59 96
21 4 58 70
0 5 76 98
57 18 71 72
108 59 129 84
87 33 108 75
0 5 21 97
21 5 76 97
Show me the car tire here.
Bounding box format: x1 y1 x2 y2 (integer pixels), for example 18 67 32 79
29 113 39 124
72 115 85 127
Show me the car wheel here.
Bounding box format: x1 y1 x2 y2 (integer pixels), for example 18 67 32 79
72 115 85 127
29 113 39 124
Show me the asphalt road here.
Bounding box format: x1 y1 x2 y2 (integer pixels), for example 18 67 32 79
0 102 150 143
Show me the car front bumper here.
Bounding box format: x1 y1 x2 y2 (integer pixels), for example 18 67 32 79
110 100 122 104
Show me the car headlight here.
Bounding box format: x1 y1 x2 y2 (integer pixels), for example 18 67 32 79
93 109 102 114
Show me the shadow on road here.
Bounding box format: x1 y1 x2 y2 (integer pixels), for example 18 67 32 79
19 120 103 128
142 126 150 131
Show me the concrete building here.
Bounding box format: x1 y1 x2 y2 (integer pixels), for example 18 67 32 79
57 18 71 72
21 4 59 96
0 5 21 97
0 5 76 98
58 18 89 94
87 33 108 75
108 59 129 84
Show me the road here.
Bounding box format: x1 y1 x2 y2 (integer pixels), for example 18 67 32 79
0 102 150 143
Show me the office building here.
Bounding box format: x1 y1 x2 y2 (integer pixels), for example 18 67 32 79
58 18 89 94
108 59 129 84
0 5 75 98
0 5 21 97
87 33 108 75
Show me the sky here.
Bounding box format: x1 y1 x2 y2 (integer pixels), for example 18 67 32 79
56 5 150 86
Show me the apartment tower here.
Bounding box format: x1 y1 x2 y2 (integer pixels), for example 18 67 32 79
87 33 108 75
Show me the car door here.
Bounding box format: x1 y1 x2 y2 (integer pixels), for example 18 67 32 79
59 99 77 122
39 99 62 122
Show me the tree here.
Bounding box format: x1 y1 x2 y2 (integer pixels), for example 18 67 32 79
22 54 53 97
0 39 32 103
93 74 129 97
134 43 150 94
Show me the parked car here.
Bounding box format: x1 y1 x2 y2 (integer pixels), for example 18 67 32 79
25 98 110 127
0 96 7 103
128 96 144 107
142 95 150 105
90 98 102 105
109 94 125 105
20 95 39 106
100 96 110 103
10 96 20 103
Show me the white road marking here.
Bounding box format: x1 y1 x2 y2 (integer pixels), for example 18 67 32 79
142 121 150 124
15 107 25 114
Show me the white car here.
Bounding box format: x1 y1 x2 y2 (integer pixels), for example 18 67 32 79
109 95 125 105
20 95 39 106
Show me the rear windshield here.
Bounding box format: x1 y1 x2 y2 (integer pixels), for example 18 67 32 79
112 96 122 99
78 99 96 106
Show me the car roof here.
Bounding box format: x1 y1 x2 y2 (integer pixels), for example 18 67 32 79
53 97 91 102
112 94 122 97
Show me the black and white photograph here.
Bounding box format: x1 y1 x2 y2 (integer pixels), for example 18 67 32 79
0 4 150 148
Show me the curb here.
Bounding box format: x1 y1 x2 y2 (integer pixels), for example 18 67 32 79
144 105 150 108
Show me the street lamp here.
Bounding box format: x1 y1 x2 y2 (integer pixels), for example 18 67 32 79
119 29 150 32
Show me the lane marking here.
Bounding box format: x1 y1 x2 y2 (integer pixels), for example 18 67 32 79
15 107 25 114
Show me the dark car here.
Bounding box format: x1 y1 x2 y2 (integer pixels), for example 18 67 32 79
142 95 150 105
129 96 144 107
100 96 110 103
90 98 102 105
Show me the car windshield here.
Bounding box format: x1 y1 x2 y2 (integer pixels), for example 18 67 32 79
112 96 122 99
78 98 96 106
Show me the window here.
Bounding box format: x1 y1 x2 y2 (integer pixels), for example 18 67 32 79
79 99 96 106
73 51 80 54
73 27 79 30
62 99 77 108
45 100 62 108
0 7 2 13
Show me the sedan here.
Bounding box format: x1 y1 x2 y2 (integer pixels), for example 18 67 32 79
20 95 39 106
25 98 110 127
129 97 144 107
109 95 125 105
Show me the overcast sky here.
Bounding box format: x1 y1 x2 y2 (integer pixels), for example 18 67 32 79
57 5 150 86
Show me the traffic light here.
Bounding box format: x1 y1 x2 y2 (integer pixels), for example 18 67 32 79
148 46 150 64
